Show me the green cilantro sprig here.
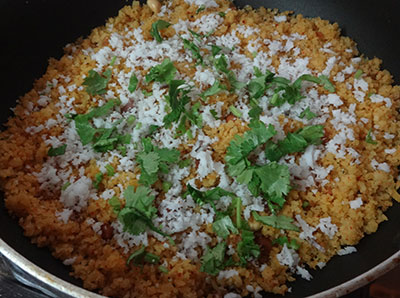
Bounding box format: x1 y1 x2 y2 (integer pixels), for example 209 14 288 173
137 138 180 186
366 129 377 145
299 107 317 120
127 246 160 266
146 59 177 84
48 144 67 156
115 185 171 240
264 125 324 162
150 20 171 43
83 69 112 96
74 99 131 153
273 236 300 250
225 120 292 213
252 212 300 232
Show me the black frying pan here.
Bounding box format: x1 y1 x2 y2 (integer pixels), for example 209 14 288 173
0 0 400 297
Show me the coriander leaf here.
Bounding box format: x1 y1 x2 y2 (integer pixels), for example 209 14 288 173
188 29 203 42
214 54 229 74
178 158 192 168
253 212 300 231
196 5 205 13
185 102 203 128
137 138 180 186
162 181 172 192
118 185 170 239
109 196 121 213
366 129 377 144
163 79 190 127
201 80 225 99
227 71 246 92
155 147 180 163
140 151 160 175
297 125 324 144
212 215 239 239
159 265 169 273
145 59 177 84
48 144 67 156
265 125 324 161
210 109 219 120
273 236 300 250
255 162 291 198
237 229 260 265
218 12 226 17
110 56 117 66
128 73 138 93
200 242 226 275
185 184 235 210
93 173 103 189
354 69 363 79
211 45 222 57
299 107 317 120
83 69 112 95
182 38 203 64
319 75 336 92
61 181 71 191
150 20 171 43
127 246 160 266
229 105 242 118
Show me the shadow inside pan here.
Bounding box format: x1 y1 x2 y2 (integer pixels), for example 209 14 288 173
0 0 399 297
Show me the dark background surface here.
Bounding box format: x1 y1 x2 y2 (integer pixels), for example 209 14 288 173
0 0 399 297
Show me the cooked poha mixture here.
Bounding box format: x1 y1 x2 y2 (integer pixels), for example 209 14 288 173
1 0 400 296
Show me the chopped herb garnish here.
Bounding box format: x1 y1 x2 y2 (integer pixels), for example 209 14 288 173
146 59 177 84
93 173 103 189
366 129 377 144
137 138 180 186
142 90 153 97
318 75 336 92
253 212 300 231
162 181 172 193
61 181 71 191
265 125 325 162
237 229 260 266
229 105 242 118
108 196 121 213
273 236 300 250
83 69 112 96
105 164 115 176
354 69 363 79
178 158 192 168
299 107 317 120
182 38 203 64
212 215 239 239
210 109 219 120
150 20 171 43
110 56 117 66
48 144 67 156
128 73 138 93
200 242 227 275
211 45 222 57
127 246 160 266
159 265 169 273
185 184 235 211
218 12 226 17
302 201 310 209
201 80 225 99
196 5 205 14
127 115 136 125
118 185 170 239
225 120 313 213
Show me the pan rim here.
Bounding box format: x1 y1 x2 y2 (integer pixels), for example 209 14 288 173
1 237 399 297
